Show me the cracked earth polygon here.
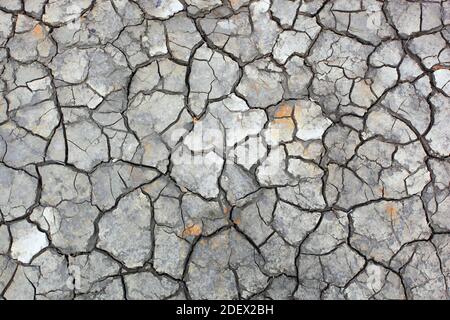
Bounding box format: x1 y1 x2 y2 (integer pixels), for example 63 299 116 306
0 0 449 300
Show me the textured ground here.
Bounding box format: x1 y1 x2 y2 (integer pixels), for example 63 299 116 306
0 0 449 300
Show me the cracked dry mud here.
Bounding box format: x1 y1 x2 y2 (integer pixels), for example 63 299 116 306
0 0 449 301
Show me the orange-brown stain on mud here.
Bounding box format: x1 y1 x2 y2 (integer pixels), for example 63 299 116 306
210 236 223 250
32 24 44 39
234 217 241 225
143 142 152 154
355 80 374 99
274 103 293 118
272 117 295 131
432 64 450 71
302 144 311 157
385 204 399 221
183 224 202 237
249 81 264 94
